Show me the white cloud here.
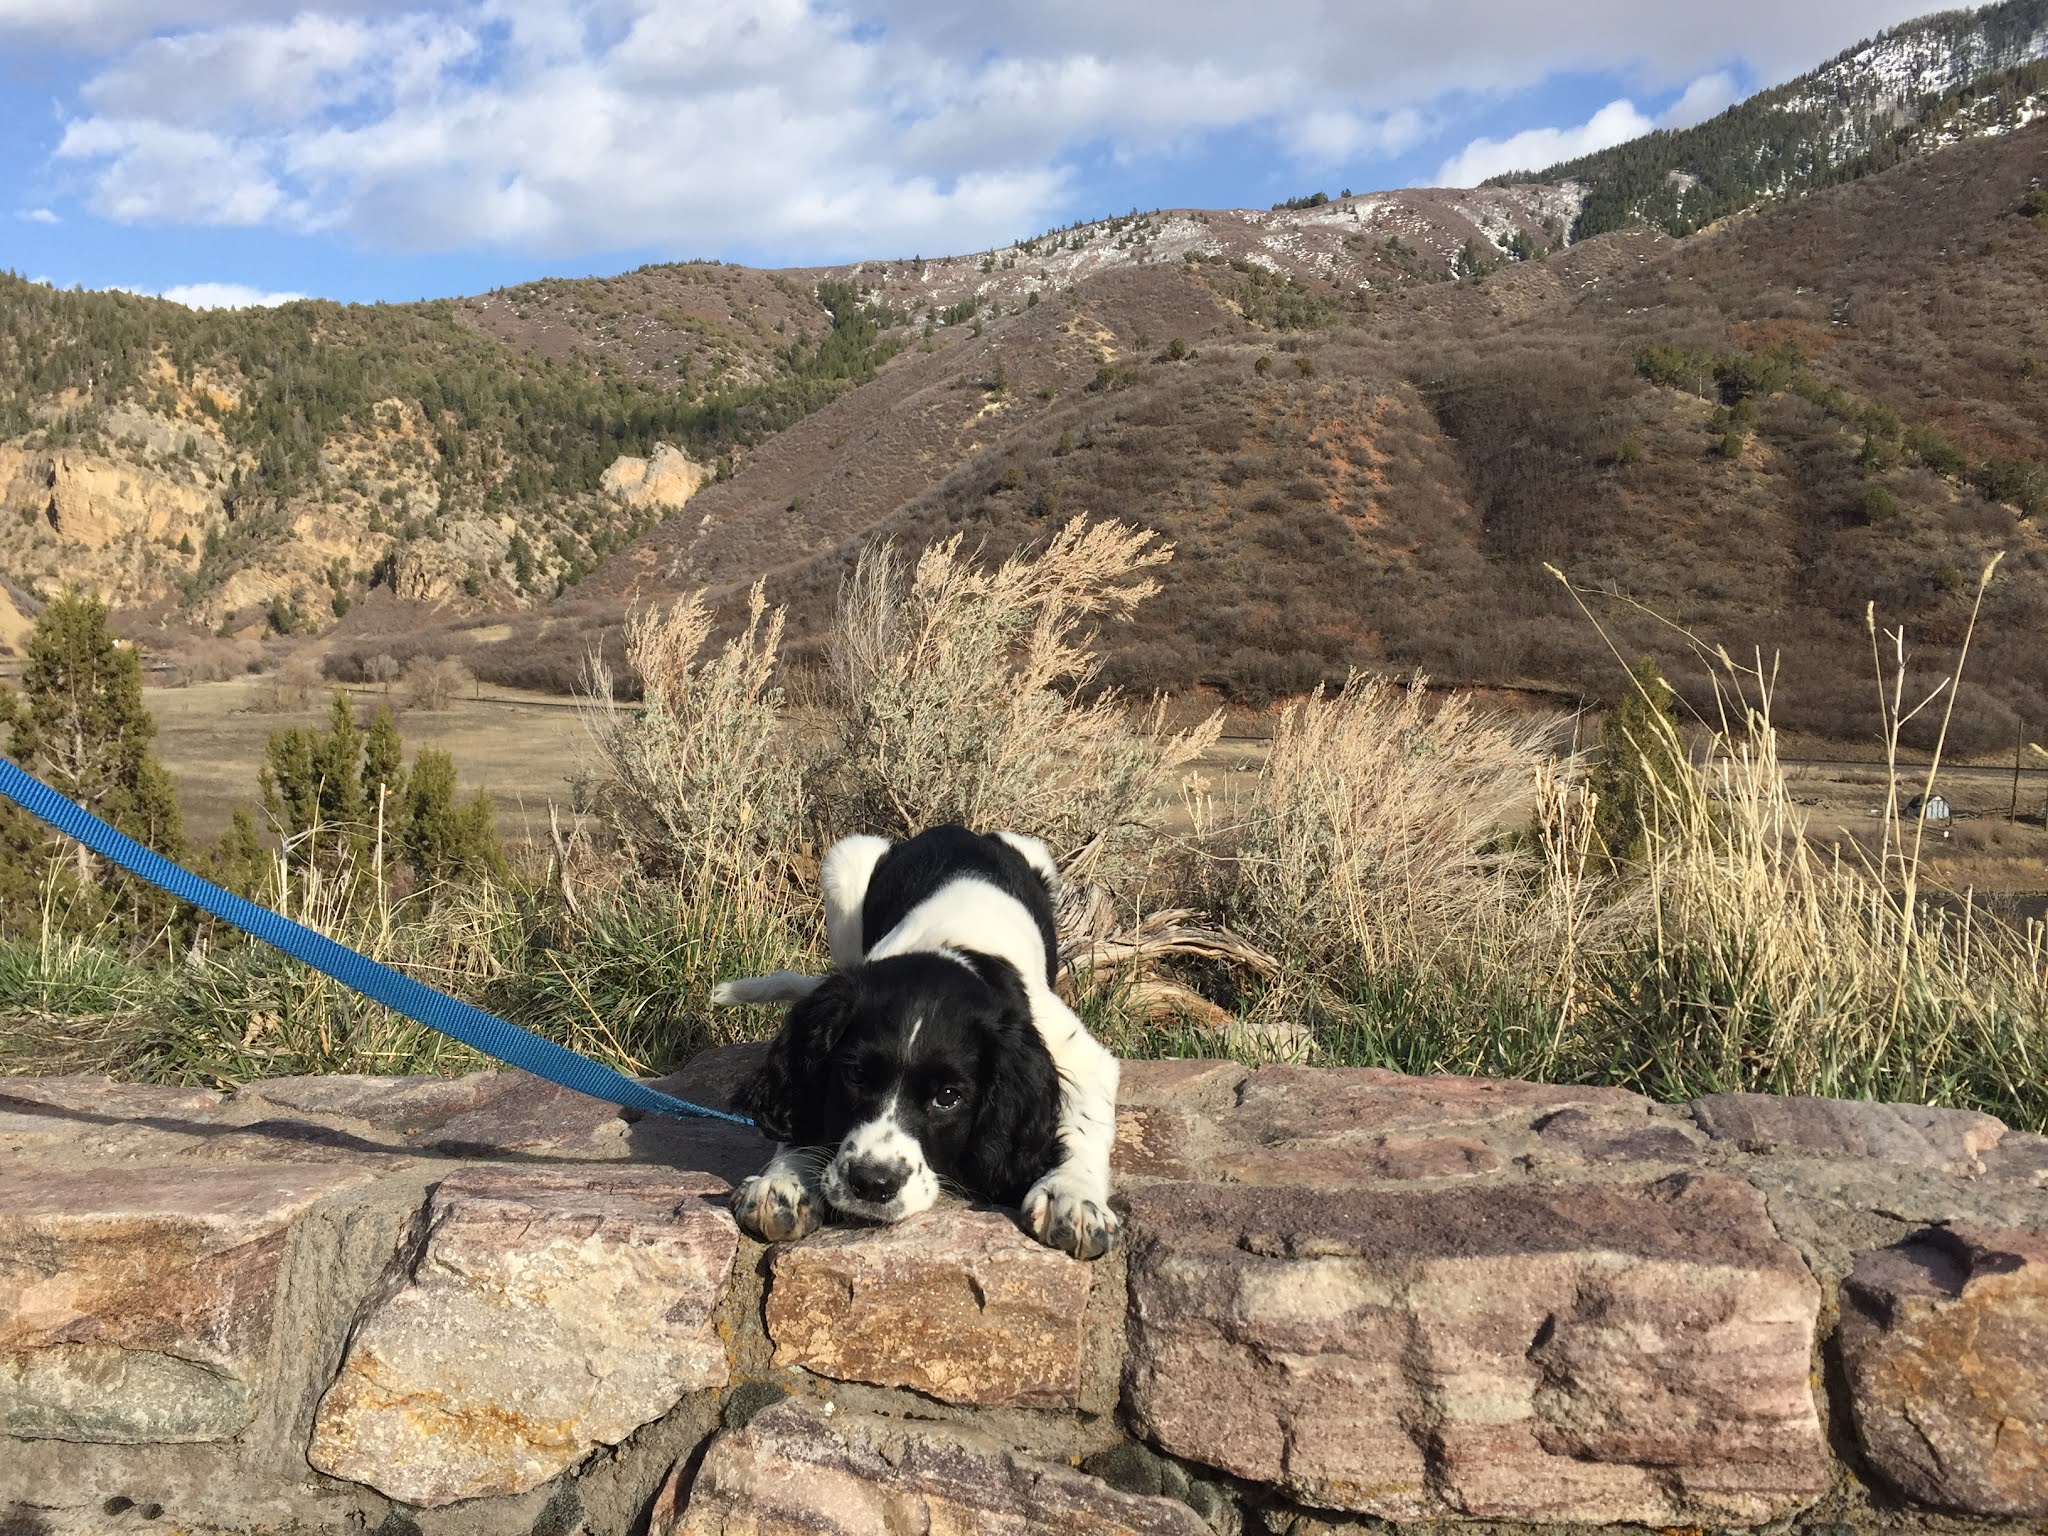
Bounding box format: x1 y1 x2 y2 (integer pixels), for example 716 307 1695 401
26 0 1948 261
129 281 307 308
1289 106 1429 165
1661 69 1740 128
1434 98 1655 187
20 207 60 223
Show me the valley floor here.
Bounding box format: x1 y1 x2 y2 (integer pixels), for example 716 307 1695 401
144 677 2048 898
145 677 588 845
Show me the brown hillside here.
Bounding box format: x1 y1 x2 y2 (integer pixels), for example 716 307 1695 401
355 128 2048 751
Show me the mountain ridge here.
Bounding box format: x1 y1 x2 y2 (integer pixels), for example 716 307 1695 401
2 2 2045 751
1493 0 2048 236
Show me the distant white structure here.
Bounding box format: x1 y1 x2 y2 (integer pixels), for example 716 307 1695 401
1906 792 1952 825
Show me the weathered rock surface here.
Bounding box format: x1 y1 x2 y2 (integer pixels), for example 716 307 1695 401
13 1045 2048 1535
1121 1172 1827 1524
657 1399 1208 1536
1692 1092 2007 1173
601 442 709 511
308 1165 738 1507
766 1208 1095 1407
1841 1225 2048 1515
0 1163 376 1442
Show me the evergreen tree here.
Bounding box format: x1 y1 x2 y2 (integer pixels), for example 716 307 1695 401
204 804 272 901
0 590 186 929
399 748 507 889
360 703 407 821
257 694 502 891
1588 656 1688 869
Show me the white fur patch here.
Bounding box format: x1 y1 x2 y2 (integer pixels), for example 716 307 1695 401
821 834 892 972
820 1104 940 1222
711 971 825 1006
865 877 1049 986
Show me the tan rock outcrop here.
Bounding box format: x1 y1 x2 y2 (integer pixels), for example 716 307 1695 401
1121 1172 1829 1524
308 1165 739 1506
765 1208 1095 1407
1841 1225 2048 1514
657 1399 1208 1536
0 448 214 556
602 442 708 511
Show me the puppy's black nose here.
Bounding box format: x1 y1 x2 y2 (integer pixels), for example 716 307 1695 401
844 1161 907 1203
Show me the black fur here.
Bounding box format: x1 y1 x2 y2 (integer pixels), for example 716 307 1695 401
733 825 1067 1208
733 950 1062 1205
861 826 1060 989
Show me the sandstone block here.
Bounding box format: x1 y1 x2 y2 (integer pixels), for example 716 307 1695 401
416 1071 634 1158
1115 1058 1248 1108
232 1070 507 1132
1840 1225 2048 1514
1211 1134 1500 1186
658 1399 1208 1536
1691 1092 2006 1172
308 1165 738 1507
1122 1173 1826 1524
1526 1106 1703 1167
653 1042 770 1115
766 1208 1094 1407
1232 1064 1649 1143
0 1164 375 1442
0 1075 223 1120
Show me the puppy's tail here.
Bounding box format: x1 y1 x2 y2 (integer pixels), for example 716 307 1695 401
711 971 826 1006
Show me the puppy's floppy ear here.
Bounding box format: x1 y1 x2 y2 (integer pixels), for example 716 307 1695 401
734 971 857 1144
963 976 1063 1206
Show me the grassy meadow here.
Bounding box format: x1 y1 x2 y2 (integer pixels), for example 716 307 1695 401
5 521 2048 1131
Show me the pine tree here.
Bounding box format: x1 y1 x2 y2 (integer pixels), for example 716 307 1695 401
0 590 186 929
399 748 506 889
1588 656 1687 869
360 703 407 823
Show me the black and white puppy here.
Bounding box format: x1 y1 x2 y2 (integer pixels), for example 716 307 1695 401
713 825 1120 1260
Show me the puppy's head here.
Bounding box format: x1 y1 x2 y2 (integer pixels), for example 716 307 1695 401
733 951 1061 1223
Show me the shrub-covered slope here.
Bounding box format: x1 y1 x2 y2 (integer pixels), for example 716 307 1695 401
1493 0 2048 237
441 123 2048 752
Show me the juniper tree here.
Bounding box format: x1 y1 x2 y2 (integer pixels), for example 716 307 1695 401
0 590 185 930
1588 655 1687 869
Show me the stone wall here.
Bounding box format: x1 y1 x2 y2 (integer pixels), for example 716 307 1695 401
5 1048 2048 1535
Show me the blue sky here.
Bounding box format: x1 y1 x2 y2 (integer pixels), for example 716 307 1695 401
0 0 1937 308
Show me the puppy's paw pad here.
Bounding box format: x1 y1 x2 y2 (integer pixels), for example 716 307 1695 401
1024 1181 1119 1261
733 1172 821 1243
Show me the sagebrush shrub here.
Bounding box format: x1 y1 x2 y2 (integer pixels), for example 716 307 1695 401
813 517 1220 889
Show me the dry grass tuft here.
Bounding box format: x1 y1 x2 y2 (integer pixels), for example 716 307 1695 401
583 581 807 895
817 516 1221 889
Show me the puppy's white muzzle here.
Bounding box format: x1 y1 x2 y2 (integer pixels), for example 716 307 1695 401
820 1108 940 1223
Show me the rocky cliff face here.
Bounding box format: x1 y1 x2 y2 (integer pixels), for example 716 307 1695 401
6 1052 2048 1534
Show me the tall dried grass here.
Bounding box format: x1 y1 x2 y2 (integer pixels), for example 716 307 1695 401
1180 551 2048 1127
818 518 1220 888
582 581 807 896
1555 559 2048 1121
0 821 507 1082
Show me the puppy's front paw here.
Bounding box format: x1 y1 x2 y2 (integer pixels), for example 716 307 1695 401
733 1169 822 1243
1023 1173 1119 1260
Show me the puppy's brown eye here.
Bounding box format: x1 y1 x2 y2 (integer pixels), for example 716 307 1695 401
929 1085 962 1112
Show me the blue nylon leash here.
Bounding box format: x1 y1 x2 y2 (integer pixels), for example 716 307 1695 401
0 753 757 1130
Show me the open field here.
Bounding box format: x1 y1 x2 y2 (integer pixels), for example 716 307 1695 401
146 678 590 846
144 676 2048 904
